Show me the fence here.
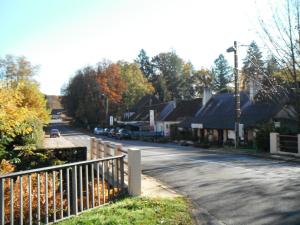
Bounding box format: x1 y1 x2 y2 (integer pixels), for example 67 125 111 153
270 133 300 156
0 155 125 225
89 137 141 196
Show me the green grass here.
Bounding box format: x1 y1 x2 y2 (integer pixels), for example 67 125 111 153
56 197 194 225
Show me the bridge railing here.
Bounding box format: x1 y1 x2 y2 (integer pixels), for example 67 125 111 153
0 155 125 225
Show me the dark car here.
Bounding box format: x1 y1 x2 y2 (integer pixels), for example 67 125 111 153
50 129 61 138
108 128 116 137
103 128 110 136
116 129 131 140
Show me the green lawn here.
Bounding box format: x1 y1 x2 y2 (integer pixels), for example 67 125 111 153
56 197 195 225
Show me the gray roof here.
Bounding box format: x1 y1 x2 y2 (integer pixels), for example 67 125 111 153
163 98 202 122
184 92 286 129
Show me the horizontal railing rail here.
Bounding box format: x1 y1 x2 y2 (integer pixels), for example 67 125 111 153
0 155 126 225
279 135 298 153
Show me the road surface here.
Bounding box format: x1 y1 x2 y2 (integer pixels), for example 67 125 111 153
49 120 300 225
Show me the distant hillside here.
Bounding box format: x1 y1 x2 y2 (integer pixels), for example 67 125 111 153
45 95 63 110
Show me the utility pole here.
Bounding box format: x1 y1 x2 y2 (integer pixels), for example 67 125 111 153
227 41 240 148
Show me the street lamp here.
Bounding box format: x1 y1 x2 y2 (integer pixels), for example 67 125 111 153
101 93 109 126
227 41 240 148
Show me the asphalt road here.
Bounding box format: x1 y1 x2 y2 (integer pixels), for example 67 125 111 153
50 120 300 225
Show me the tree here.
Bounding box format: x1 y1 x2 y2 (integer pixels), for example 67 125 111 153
62 61 126 127
257 0 300 129
62 66 104 127
0 55 38 84
242 41 265 89
180 62 195 99
192 68 213 97
119 62 154 110
0 55 49 163
212 54 232 92
152 51 184 100
135 49 154 80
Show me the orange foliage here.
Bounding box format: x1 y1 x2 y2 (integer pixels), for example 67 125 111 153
3 171 119 224
97 64 126 104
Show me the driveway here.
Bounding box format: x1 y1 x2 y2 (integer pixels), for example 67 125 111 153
50 120 300 225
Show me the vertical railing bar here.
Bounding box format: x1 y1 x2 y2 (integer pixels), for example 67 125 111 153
97 162 100 206
28 174 32 225
111 159 115 199
85 164 89 209
107 160 110 201
116 158 120 194
59 170 63 220
45 172 48 224
53 171 56 222
37 174 41 225
102 161 105 204
0 178 4 225
91 163 95 208
120 157 125 195
10 178 14 225
79 166 83 212
71 166 78 215
20 176 23 225
66 168 70 217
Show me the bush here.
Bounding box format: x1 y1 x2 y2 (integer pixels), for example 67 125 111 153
255 123 275 152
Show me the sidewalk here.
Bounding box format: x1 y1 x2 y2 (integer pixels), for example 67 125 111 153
205 147 300 164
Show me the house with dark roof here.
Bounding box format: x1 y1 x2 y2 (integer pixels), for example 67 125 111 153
123 95 161 120
126 101 176 131
186 91 296 144
157 98 203 136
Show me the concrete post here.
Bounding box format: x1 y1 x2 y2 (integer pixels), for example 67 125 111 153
103 141 110 157
270 133 279 153
97 139 103 158
90 137 96 160
298 134 300 155
114 144 122 156
114 144 122 181
128 148 141 196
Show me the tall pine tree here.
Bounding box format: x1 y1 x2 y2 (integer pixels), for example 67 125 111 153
242 41 264 90
212 54 232 92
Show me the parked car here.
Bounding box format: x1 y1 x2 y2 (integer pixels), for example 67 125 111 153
50 129 61 138
103 128 110 136
116 129 131 140
94 127 103 135
108 128 118 138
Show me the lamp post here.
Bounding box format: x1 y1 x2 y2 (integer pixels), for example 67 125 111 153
227 41 240 148
101 93 109 126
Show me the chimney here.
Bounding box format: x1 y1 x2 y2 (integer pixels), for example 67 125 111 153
203 87 212 106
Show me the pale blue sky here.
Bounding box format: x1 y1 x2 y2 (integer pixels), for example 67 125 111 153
0 0 274 95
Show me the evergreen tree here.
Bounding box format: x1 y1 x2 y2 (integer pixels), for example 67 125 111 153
212 54 232 92
135 49 154 80
242 41 264 89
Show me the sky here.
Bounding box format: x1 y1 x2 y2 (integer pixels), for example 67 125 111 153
0 0 276 95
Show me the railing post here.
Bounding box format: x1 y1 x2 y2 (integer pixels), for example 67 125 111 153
127 148 141 196
90 137 96 160
0 178 4 225
298 134 300 155
114 144 122 184
72 165 78 215
97 139 103 158
270 133 279 153
103 141 110 157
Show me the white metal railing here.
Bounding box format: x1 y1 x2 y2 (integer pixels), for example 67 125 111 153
0 155 125 225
